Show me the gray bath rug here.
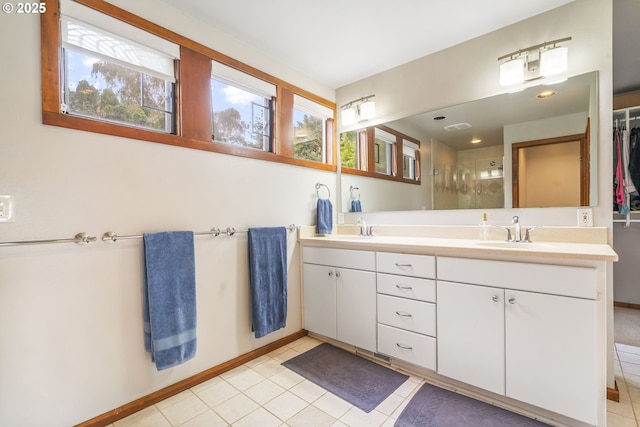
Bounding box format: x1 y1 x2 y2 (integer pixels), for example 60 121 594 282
282 342 409 412
395 382 551 427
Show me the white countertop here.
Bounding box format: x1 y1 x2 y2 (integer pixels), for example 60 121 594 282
299 234 618 262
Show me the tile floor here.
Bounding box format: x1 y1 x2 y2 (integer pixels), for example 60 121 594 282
109 336 637 427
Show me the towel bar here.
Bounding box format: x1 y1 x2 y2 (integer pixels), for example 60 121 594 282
102 224 297 243
0 232 97 247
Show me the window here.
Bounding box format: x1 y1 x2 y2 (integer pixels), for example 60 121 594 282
59 5 179 133
211 61 275 150
340 129 367 170
293 95 333 163
42 0 336 172
374 128 397 176
403 139 420 180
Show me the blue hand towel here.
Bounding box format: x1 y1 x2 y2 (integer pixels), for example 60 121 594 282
316 198 333 234
143 231 197 371
350 199 362 212
248 227 287 338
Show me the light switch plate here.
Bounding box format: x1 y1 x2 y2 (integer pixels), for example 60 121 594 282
577 208 592 227
0 195 15 222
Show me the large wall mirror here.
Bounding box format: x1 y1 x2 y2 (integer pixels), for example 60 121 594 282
339 71 598 213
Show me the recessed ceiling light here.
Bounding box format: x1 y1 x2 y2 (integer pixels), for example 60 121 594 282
537 90 556 99
471 138 482 144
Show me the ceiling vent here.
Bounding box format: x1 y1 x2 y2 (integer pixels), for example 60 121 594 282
444 122 472 131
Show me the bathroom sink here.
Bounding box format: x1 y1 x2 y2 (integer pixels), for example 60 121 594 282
475 241 555 249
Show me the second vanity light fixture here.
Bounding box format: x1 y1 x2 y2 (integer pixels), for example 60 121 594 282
341 95 376 125
498 37 571 86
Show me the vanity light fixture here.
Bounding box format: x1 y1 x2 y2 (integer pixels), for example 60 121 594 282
340 95 376 125
498 36 571 86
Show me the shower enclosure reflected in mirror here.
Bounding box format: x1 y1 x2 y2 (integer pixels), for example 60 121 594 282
339 71 598 213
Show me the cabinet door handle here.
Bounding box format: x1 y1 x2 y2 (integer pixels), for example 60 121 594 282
395 311 413 317
395 262 412 268
396 343 413 350
396 284 413 290
336 271 341 278
508 297 516 304
328 271 334 277
492 295 500 302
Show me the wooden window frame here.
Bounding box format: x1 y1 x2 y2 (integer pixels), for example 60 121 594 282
341 124 421 185
41 0 336 171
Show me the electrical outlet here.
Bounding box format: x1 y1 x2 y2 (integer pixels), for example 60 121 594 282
0 195 15 222
577 208 592 227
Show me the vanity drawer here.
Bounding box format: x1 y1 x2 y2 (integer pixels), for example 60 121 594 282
377 294 436 336
377 273 436 303
303 247 375 271
378 324 436 371
376 252 435 278
437 257 597 299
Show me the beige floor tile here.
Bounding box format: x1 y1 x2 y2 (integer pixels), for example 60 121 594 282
375 392 405 416
269 367 305 389
155 390 194 410
195 379 240 408
225 367 266 391
272 348 302 362
338 407 388 427
608 398 637 419
244 354 271 368
117 409 172 427
626 373 640 390
251 357 287 378
190 376 223 394
113 406 165 427
286 405 337 427
244 379 286 405
620 352 640 365
618 344 640 356
607 411 638 427
312 393 352 419
391 378 419 399
233 407 283 427
159 393 209 426
263 390 309 421
177 409 228 427
213 393 260 424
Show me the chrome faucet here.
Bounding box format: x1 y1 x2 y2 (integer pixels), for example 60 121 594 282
512 216 521 242
356 217 371 236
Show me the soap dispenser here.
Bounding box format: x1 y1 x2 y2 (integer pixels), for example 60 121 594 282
480 212 490 240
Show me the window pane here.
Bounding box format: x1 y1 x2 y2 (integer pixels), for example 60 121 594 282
340 131 357 168
211 79 272 150
63 49 174 132
293 109 324 162
374 137 394 175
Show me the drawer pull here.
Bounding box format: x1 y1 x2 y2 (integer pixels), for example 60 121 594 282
395 262 413 268
395 311 413 317
508 297 516 304
396 284 413 290
492 295 499 302
396 343 413 350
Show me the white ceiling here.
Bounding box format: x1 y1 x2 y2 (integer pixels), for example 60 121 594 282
156 0 575 89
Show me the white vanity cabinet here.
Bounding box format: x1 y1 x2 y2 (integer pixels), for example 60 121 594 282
436 257 598 425
376 252 437 370
302 247 376 352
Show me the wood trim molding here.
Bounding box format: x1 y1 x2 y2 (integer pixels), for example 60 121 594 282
608 381 620 402
614 301 640 310
74 330 308 427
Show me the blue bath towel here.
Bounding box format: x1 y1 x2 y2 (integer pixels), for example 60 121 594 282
350 199 362 212
248 227 287 338
143 231 197 371
316 198 333 234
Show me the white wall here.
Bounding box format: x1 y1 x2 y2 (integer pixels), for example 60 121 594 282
0 5 335 426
